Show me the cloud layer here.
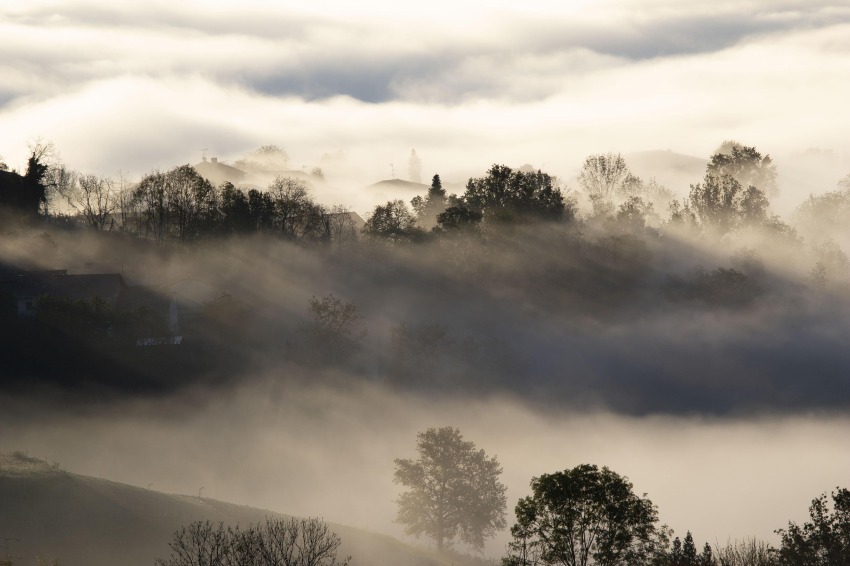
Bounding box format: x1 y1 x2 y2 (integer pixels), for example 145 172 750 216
1 0 849 197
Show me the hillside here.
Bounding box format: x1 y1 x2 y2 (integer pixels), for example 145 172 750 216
0 452 483 566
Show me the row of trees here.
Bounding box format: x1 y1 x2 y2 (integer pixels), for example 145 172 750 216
4 141 843 258
393 428 850 565
121 168 357 245
359 142 797 247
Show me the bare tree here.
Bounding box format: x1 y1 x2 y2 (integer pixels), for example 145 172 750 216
59 173 117 230
250 518 351 566
269 176 314 240
156 518 350 566
155 521 242 566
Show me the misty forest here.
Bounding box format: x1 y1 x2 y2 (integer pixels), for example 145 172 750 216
1 135 850 566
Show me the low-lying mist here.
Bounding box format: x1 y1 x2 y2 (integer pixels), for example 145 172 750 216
2 376 847 556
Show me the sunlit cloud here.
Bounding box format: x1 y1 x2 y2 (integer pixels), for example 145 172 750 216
1 1 848 200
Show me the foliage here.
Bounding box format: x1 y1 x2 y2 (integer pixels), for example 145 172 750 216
615 196 657 233
131 165 218 243
668 532 713 566
155 518 350 566
394 426 507 553
0 143 54 220
363 199 423 243
706 143 777 198
463 164 566 223
775 487 850 565
503 464 664 566
436 201 483 234
412 174 448 228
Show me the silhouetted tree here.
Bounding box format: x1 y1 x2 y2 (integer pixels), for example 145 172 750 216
58 173 116 230
411 174 448 228
394 426 507 553
669 531 712 566
503 464 666 566
363 199 423 243
436 200 483 234
155 520 239 566
219 182 253 234
269 176 315 240
775 487 850 565
132 165 217 243
0 143 53 220
464 165 565 223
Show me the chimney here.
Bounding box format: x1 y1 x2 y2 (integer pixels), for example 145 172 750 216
211 157 218 164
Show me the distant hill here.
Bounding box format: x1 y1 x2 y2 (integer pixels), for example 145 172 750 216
0 452 482 566
193 158 246 186
364 179 430 193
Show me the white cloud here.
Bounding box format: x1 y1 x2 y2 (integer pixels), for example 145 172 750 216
0 1 848 203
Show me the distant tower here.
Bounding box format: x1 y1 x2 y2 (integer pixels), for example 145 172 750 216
408 149 422 184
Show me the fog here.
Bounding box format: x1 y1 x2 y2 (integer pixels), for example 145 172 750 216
3 378 849 556
3 177 850 557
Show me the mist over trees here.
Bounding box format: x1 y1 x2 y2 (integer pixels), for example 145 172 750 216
2 139 850 414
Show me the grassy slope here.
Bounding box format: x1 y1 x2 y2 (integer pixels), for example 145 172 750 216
0 453 483 566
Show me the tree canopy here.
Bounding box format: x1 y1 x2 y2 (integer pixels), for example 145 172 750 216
463 164 566 223
775 487 850 565
503 464 664 566
394 426 507 553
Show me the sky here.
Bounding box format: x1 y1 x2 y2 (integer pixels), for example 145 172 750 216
1 0 850 194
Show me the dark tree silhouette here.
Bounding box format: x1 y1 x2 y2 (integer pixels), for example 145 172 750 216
463 164 566 223
776 487 850 565
503 464 666 566
363 199 423 243
411 174 448 228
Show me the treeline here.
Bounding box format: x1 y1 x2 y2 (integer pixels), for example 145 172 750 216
3 141 849 271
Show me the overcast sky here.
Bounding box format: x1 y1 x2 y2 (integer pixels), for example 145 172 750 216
1 0 849 189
